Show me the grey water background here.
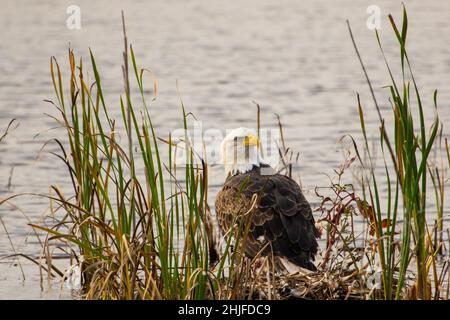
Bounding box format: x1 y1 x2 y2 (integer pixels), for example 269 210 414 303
0 0 449 299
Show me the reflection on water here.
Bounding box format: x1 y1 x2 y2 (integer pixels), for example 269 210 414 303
0 0 449 299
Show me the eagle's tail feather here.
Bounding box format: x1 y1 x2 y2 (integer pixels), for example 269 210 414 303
278 255 316 274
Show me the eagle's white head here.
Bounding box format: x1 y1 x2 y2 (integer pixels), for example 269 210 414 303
221 127 262 175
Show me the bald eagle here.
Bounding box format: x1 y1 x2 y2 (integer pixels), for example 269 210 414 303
215 128 319 271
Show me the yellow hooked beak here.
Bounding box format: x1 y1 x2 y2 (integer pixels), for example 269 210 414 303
244 134 260 148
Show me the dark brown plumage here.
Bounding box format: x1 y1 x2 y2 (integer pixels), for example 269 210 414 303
215 165 319 271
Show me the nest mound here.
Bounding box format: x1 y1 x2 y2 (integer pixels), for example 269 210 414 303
248 268 381 300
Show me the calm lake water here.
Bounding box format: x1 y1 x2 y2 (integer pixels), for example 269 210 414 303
0 0 449 299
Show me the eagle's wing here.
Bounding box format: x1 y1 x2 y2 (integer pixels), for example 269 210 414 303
215 170 319 270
